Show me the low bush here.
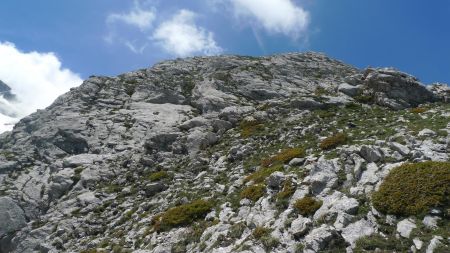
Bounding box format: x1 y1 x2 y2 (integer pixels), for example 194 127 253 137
294 197 323 216
240 184 266 201
244 164 283 184
372 161 450 216
148 171 170 182
240 119 264 138
261 147 305 167
410 107 428 114
152 199 213 231
354 234 409 252
319 133 347 150
252 227 279 250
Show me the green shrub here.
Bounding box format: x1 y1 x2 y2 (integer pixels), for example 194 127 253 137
152 199 213 231
252 227 279 250
240 184 266 201
148 171 170 182
354 94 374 103
319 133 347 150
261 147 305 167
244 165 283 184
354 234 409 252
294 197 323 216
372 161 450 216
240 119 264 138
410 107 428 114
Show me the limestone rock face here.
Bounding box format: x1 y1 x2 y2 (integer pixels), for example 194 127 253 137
0 52 448 253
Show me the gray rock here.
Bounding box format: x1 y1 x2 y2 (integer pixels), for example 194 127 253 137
303 225 345 253
413 238 424 250
390 142 410 156
314 191 359 221
290 216 312 238
338 83 361 96
397 218 416 238
422 216 440 230
266 171 285 189
0 197 27 237
363 67 436 109
341 219 376 246
144 182 168 197
360 145 383 163
426 236 443 253
288 158 305 166
304 159 340 195
418 128 436 137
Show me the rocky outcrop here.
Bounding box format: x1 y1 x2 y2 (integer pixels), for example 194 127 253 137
0 52 448 252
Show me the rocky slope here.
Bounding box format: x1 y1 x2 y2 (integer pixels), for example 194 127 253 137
0 52 449 253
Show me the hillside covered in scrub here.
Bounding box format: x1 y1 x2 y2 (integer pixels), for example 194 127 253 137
0 52 449 253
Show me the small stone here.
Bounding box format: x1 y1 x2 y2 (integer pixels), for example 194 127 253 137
413 238 423 250
418 129 436 137
291 217 312 238
397 218 416 238
422 216 441 230
426 236 443 253
289 158 305 166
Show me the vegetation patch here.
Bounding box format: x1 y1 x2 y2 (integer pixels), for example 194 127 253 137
261 147 305 167
240 184 266 202
252 227 279 251
152 199 214 231
294 197 323 216
240 119 265 138
276 178 296 209
354 234 409 252
372 161 450 216
410 107 428 114
148 171 171 182
319 133 347 150
244 164 283 184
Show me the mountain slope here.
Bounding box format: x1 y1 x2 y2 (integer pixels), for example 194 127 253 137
0 52 449 253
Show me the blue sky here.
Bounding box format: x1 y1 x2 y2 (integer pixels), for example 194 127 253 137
1 0 450 83
0 0 449 132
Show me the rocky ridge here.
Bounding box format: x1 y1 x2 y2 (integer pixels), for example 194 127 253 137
0 52 449 253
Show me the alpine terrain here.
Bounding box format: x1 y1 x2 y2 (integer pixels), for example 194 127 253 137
0 52 449 253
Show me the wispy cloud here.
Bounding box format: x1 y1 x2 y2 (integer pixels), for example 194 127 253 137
106 1 156 31
0 42 82 132
151 10 222 57
230 0 310 40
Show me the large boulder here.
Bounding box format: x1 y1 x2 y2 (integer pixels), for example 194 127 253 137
0 197 27 237
362 68 436 109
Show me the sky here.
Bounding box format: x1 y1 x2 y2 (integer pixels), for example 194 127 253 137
0 0 450 131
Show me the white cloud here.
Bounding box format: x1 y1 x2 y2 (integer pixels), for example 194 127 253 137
230 0 310 39
152 10 222 57
107 2 156 30
0 42 82 132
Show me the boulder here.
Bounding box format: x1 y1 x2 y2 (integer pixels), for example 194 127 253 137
0 197 27 237
338 83 361 97
360 145 383 163
363 68 436 109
